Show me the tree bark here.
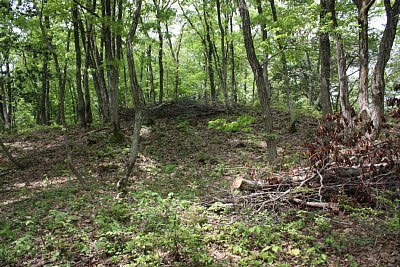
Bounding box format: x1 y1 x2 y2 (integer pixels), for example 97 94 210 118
103 0 120 135
319 0 333 118
147 45 156 105
153 0 164 104
117 0 143 196
256 0 271 100
270 0 296 132
166 21 186 102
216 0 230 109
73 3 87 127
353 0 375 120
229 14 238 105
327 0 352 126
370 0 400 137
238 0 277 165
203 3 217 103
37 2 66 125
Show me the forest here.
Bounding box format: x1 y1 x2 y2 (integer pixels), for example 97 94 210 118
0 0 399 266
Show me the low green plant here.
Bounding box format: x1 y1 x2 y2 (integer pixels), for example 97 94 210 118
208 114 256 132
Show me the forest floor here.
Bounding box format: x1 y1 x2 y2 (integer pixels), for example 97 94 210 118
0 104 399 266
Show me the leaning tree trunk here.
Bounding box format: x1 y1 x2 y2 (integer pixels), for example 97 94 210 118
117 0 143 197
0 139 23 169
238 0 277 165
370 0 400 137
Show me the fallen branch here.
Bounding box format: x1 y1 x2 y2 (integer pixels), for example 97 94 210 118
63 128 86 185
0 139 23 169
292 198 338 210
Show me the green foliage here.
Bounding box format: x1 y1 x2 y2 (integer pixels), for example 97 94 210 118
208 114 256 132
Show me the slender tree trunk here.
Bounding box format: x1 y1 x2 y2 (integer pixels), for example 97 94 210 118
90 35 109 121
270 0 296 132
256 0 271 100
229 14 237 105
216 0 230 109
103 0 120 135
327 0 352 126
319 0 333 118
117 0 143 196
37 3 66 125
80 6 93 125
153 1 164 104
60 30 71 124
371 0 400 136
166 22 185 102
73 3 87 127
238 0 277 165
203 4 217 103
147 45 156 105
305 51 317 107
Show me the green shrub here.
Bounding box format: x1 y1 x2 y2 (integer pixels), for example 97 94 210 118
208 114 256 132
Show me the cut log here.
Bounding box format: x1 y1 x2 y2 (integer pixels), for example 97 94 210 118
292 198 339 210
232 177 273 191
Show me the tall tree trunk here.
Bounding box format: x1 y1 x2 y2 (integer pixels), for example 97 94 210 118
216 0 230 109
319 0 333 118
353 0 375 120
166 21 186 102
89 0 109 120
370 0 400 137
270 0 296 132
37 2 65 125
153 0 164 104
147 45 156 105
327 0 352 126
90 35 110 121
117 0 143 197
203 3 217 103
305 51 318 107
79 3 93 125
256 0 271 100
73 3 87 127
60 30 71 124
103 0 119 135
238 0 277 165
229 14 237 105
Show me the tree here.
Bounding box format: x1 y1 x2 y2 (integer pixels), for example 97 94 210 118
216 0 230 109
269 0 296 132
319 0 333 117
237 0 277 164
327 0 352 126
166 21 186 101
353 0 376 120
117 0 143 196
72 1 87 127
370 0 400 136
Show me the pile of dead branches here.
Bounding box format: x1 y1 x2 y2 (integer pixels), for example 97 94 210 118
232 115 400 210
120 97 226 121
